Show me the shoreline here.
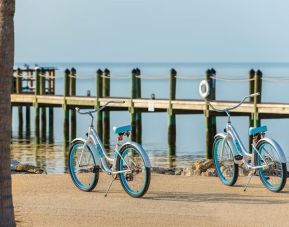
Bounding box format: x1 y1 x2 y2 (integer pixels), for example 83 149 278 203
11 159 251 177
9 158 252 177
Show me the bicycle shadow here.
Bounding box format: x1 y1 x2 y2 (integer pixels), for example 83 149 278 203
143 191 289 205
231 182 289 194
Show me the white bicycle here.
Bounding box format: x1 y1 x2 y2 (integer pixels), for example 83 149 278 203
199 80 287 192
68 100 151 198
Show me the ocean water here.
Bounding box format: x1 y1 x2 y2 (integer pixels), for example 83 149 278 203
11 62 289 173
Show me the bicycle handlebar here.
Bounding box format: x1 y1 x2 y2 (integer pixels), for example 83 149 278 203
76 100 125 115
207 92 260 113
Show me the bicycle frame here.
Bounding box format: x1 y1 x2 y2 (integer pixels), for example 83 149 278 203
72 125 133 175
218 122 271 171
199 81 287 191
72 100 151 175
205 92 285 170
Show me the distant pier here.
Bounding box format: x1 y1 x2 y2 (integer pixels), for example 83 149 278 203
11 67 289 158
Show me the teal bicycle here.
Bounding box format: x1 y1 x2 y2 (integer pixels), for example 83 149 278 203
199 80 287 192
68 100 151 198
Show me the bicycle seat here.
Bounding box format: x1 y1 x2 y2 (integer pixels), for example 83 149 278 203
248 126 267 136
113 125 132 135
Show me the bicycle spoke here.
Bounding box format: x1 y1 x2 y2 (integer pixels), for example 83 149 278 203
69 144 97 190
256 141 286 191
214 137 238 186
119 147 147 195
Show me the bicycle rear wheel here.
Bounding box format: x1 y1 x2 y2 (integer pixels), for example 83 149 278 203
256 140 287 192
117 144 151 198
213 136 238 186
68 141 99 192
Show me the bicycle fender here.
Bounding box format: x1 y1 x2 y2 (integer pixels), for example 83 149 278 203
214 133 226 139
214 133 239 157
71 138 96 152
70 138 101 166
71 137 86 144
256 138 287 163
120 142 152 168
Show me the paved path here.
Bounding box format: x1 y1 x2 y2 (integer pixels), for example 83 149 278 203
13 174 289 227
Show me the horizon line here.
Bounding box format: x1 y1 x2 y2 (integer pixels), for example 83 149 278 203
14 61 289 65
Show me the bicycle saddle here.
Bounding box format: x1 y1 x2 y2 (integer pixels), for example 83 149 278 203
113 125 132 135
248 125 267 136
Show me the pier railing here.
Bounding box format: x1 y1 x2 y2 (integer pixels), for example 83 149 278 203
11 67 289 158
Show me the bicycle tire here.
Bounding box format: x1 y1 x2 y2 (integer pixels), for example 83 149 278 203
213 136 239 186
255 140 287 192
116 144 151 198
68 141 99 192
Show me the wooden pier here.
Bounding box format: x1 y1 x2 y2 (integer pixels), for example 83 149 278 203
11 67 289 158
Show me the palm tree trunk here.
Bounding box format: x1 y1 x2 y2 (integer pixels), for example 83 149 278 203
0 0 16 226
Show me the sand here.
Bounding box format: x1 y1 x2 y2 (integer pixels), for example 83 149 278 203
13 173 289 227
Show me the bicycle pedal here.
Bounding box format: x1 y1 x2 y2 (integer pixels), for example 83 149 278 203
234 155 243 161
93 166 100 173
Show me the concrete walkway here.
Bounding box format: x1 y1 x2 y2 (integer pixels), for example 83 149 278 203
13 174 289 227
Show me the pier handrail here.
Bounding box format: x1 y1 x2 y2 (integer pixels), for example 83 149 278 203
210 75 254 82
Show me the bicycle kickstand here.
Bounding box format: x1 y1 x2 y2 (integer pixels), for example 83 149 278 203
104 175 117 197
243 170 255 192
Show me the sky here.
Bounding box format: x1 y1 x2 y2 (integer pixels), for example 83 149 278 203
15 0 289 63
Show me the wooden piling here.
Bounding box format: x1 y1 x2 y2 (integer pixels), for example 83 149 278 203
35 68 40 95
168 155 176 168
34 68 41 143
16 68 23 93
40 68 47 142
135 68 142 144
41 107 47 142
248 69 255 152
96 69 103 141
48 69 55 143
70 68 76 96
102 69 110 148
63 69 70 144
168 68 177 156
254 70 262 127
130 69 137 142
205 69 217 159
51 69 56 94
48 107 54 144
25 106 31 140
70 68 77 140
40 68 46 95
16 68 23 137
28 69 33 92
18 106 23 138
48 70 52 93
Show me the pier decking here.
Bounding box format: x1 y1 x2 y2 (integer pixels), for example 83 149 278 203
11 94 289 115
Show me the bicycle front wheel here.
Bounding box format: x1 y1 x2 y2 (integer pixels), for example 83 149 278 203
117 144 151 198
213 136 238 186
68 141 99 192
256 140 287 192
